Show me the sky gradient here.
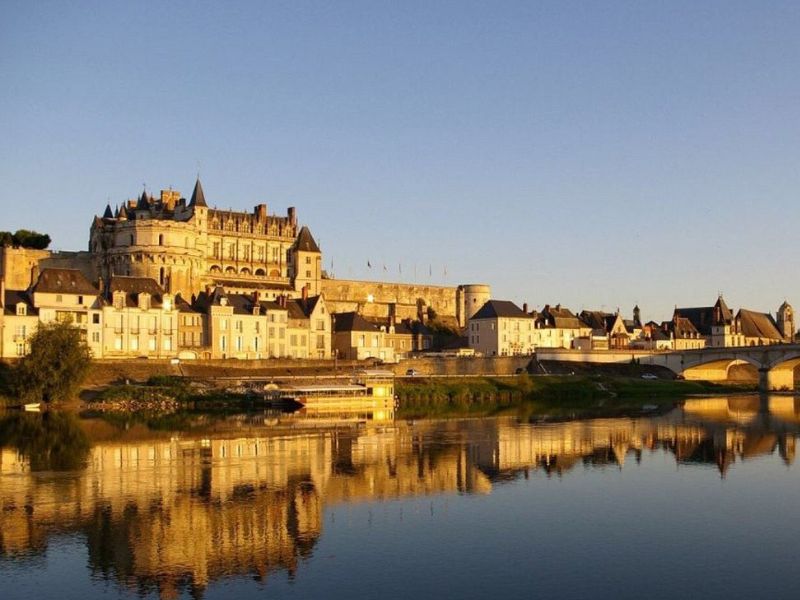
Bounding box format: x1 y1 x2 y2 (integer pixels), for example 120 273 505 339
2 1 799 322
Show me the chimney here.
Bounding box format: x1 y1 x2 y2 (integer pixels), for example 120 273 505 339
30 264 39 290
287 206 297 226
255 204 267 220
523 302 528 314
0 278 5 309
98 276 105 295
302 284 308 302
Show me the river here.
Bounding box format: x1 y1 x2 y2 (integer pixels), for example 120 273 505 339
2 394 799 599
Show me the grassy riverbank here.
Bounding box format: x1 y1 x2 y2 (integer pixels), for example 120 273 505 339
396 375 758 419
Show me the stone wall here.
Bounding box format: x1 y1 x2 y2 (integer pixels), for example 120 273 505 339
387 356 531 377
321 278 462 325
0 247 96 291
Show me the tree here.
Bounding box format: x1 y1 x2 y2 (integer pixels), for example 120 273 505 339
13 321 92 403
0 229 51 249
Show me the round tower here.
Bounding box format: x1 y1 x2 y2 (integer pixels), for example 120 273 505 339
458 283 491 327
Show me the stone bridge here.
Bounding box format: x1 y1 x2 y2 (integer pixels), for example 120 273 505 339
535 345 800 391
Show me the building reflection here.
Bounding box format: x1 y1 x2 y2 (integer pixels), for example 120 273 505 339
1 394 799 597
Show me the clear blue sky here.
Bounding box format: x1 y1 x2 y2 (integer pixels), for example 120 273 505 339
2 1 799 322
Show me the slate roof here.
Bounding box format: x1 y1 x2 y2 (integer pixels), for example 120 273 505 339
289 295 322 319
108 276 165 307
333 312 379 332
737 309 783 340
136 190 151 211
539 305 588 329
670 316 701 339
103 204 113 219
579 310 614 331
3 290 37 315
189 178 207 208
471 300 532 320
175 294 201 313
294 226 320 253
34 269 98 296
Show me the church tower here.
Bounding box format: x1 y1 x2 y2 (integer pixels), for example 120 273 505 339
777 301 795 342
633 304 641 328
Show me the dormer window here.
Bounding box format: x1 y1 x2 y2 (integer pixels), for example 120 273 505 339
16 303 26 316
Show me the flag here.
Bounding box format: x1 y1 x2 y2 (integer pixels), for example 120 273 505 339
383 264 387 272
367 260 372 268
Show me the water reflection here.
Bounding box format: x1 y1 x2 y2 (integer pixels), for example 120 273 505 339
1 394 799 598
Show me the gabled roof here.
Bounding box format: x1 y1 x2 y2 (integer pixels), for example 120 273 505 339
189 178 207 208
294 226 320 253
333 311 379 332
118 204 128 219
108 276 165 307
34 269 99 296
737 309 783 340
471 300 531 320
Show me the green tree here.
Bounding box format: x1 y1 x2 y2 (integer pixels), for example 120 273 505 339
13 229 51 249
13 321 92 403
0 229 52 249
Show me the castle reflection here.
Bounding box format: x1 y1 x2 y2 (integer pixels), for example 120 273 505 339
1 394 798 597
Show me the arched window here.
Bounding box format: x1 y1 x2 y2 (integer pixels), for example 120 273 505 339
159 267 165 286
158 234 164 246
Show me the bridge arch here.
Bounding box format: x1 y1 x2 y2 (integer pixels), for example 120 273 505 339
681 356 761 382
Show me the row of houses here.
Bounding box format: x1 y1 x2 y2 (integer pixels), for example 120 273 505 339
468 296 796 357
0 268 434 361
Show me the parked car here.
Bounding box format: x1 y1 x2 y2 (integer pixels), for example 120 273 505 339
641 373 658 380
406 369 420 377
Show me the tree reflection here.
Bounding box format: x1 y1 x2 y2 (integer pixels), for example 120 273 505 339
0 411 91 471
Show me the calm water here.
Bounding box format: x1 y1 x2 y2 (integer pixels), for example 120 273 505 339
2 395 800 599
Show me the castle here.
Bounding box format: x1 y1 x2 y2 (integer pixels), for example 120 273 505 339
86 178 489 327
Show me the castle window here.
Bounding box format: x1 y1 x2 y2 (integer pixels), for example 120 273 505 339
305 256 311 264
158 234 164 246
16 304 26 316
130 235 134 245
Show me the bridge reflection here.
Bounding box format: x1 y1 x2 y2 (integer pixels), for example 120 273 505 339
1 395 798 597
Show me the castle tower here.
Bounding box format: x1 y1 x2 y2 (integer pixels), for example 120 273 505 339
777 301 795 342
291 226 322 296
633 304 641 328
458 284 492 328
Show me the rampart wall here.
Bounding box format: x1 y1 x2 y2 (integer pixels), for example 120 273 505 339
320 278 462 324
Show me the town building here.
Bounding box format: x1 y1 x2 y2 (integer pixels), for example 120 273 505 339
532 304 592 350
468 300 535 357
101 276 178 358
332 312 396 362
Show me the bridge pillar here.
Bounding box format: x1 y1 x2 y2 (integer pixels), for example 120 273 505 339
759 367 794 392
